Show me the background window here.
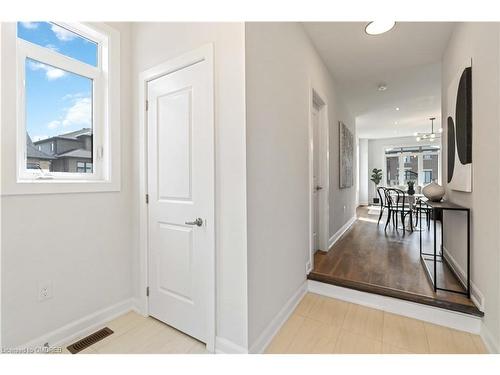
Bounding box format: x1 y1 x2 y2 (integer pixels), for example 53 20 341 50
403 155 418 184
385 146 440 187
386 156 399 186
76 162 93 173
422 153 439 183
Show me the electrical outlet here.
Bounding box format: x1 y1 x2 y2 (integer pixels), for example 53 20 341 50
38 281 53 301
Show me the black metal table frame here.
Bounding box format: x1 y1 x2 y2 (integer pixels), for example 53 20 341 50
418 199 471 298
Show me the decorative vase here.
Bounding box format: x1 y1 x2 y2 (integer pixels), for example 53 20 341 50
407 183 415 196
422 181 445 202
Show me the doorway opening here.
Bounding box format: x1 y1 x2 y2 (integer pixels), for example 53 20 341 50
308 88 329 274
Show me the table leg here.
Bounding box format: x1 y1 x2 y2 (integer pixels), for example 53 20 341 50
467 209 471 298
433 208 437 292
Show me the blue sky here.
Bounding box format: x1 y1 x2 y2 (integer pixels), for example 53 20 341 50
18 22 97 141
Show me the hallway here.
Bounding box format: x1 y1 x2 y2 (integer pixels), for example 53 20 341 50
309 207 481 316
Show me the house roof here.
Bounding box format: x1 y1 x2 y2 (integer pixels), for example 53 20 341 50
33 128 92 144
56 149 92 159
26 134 55 160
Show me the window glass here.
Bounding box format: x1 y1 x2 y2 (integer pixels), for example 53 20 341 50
25 57 93 173
422 154 439 183
17 22 98 67
386 156 399 186
403 155 418 184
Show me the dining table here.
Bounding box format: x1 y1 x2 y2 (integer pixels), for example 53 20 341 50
387 191 427 231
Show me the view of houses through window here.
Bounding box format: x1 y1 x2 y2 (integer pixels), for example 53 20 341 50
385 145 440 187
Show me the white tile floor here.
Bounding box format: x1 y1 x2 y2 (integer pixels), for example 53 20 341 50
54 293 488 354
55 311 208 354
265 293 488 354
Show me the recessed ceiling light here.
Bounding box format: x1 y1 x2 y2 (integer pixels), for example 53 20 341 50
377 83 387 91
396 107 400 111
365 21 396 36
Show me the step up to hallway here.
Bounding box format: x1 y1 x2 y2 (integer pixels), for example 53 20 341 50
306 278 485 349
308 272 483 317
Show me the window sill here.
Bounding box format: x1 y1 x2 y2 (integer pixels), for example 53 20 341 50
1 179 121 196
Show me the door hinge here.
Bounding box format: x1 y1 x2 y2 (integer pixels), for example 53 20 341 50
146 286 150 297
145 194 149 204
145 100 149 111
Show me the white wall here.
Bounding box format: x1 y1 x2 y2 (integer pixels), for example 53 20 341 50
441 22 500 352
0 22 134 347
358 138 369 205
130 23 249 350
245 22 356 348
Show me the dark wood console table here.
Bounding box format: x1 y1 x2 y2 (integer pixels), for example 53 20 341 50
418 199 471 298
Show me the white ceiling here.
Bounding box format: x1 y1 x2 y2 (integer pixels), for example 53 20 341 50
302 22 455 139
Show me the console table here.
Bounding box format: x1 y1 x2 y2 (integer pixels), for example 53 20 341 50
418 199 471 298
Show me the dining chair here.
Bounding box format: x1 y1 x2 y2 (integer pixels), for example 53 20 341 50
384 188 414 233
376 186 390 225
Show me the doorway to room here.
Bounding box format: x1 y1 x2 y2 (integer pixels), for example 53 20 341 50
308 88 329 273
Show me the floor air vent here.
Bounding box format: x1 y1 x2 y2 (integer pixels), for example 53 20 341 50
67 327 113 354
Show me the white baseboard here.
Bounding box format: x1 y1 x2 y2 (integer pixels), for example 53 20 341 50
328 215 356 249
19 298 136 350
442 246 484 311
248 280 308 354
215 337 248 354
480 322 499 354
308 280 482 334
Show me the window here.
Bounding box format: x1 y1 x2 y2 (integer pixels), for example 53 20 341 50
386 156 399 186
6 21 121 190
423 170 433 184
384 145 440 187
17 22 102 180
76 162 93 173
402 155 418 185
18 22 98 67
2 22 120 195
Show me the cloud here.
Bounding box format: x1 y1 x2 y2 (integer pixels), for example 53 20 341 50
47 97 91 131
61 92 87 101
20 22 39 29
45 44 59 52
47 120 60 129
62 98 91 127
28 61 66 80
51 24 75 41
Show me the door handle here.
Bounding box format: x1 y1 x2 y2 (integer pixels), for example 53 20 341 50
185 218 203 227
315 185 323 191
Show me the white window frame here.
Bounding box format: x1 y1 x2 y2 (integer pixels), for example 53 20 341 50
1 22 121 195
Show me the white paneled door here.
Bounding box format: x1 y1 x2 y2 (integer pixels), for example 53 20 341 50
147 56 213 344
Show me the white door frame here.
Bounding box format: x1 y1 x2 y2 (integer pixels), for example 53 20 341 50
307 85 329 274
137 44 215 352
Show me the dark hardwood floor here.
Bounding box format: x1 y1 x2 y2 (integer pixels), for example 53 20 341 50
308 206 483 316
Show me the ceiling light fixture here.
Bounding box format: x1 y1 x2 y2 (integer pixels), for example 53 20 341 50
377 83 387 91
396 107 400 111
414 117 442 142
365 21 396 36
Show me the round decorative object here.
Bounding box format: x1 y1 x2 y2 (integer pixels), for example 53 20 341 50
407 182 415 196
422 181 445 202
